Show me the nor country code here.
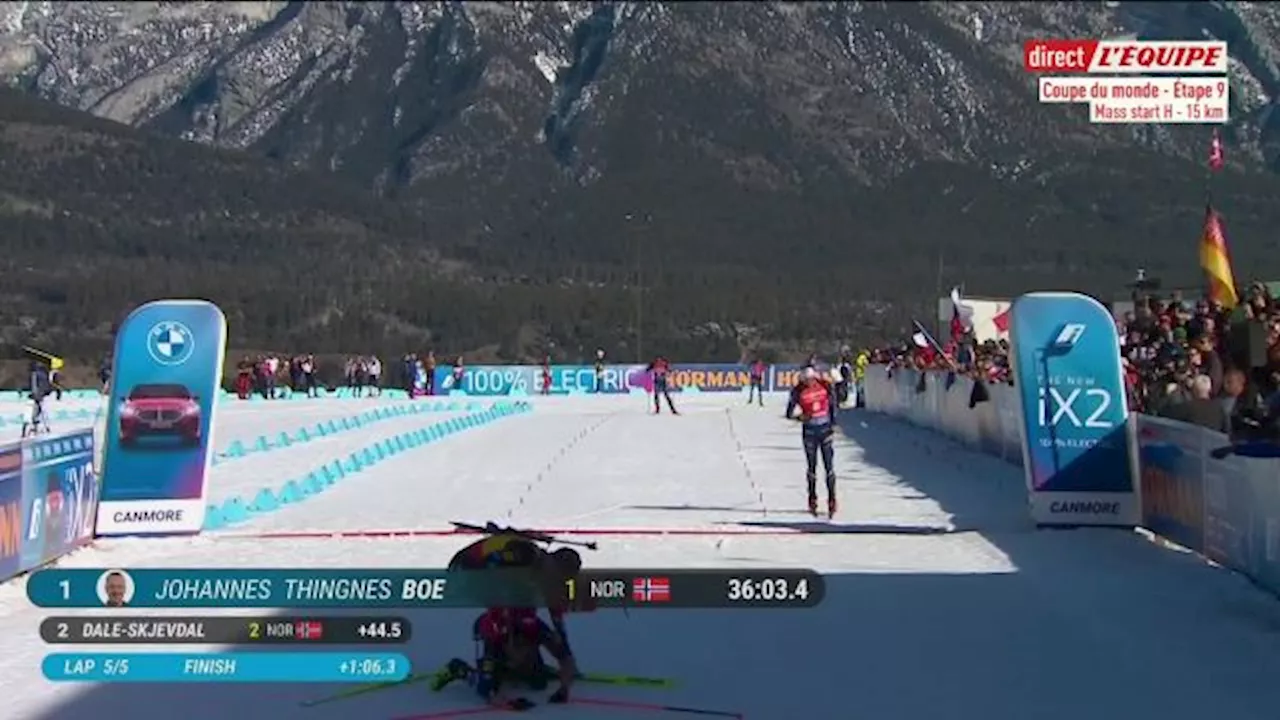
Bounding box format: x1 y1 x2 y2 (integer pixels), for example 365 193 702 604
584 577 671 603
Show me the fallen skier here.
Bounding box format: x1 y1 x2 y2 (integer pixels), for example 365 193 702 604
431 607 577 711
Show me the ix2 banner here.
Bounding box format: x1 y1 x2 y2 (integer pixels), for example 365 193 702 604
1007 291 1139 526
97 300 227 536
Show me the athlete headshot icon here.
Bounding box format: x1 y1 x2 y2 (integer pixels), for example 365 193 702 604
97 569 136 608
147 321 195 366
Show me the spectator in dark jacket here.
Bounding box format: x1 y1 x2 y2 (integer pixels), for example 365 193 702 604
1222 367 1274 440
98 357 112 393
1192 333 1225 395
1163 375 1229 434
29 362 51 400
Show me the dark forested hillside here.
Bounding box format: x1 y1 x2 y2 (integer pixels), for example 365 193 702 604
3 82 1280 386
7 3 1280 392
4 2 1280 381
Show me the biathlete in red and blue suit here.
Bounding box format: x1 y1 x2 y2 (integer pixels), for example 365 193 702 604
785 366 839 518
748 359 767 406
648 356 679 415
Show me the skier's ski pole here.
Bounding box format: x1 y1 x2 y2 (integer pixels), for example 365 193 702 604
570 697 744 717
299 673 431 707
303 669 674 707
577 672 675 688
391 707 509 720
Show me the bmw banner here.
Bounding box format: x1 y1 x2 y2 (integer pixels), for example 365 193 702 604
1008 292 1140 526
96 300 227 536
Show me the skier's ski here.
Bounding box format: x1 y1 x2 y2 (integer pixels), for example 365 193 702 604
303 668 673 708
391 706 518 720
300 673 430 707
392 696 745 720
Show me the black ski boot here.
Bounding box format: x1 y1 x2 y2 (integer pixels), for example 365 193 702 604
430 658 473 691
524 663 551 692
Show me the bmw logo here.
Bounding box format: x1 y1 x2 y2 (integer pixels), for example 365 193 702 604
147 321 195 366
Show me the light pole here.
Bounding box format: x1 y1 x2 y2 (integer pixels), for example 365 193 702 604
626 213 651 363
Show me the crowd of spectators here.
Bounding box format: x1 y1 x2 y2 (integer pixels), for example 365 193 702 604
869 282 1280 441
232 352 467 399
235 354 316 399
1123 283 1280 441
236 353 390 399
869 338 1012 386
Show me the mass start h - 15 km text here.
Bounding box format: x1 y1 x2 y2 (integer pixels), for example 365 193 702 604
28 568 824 609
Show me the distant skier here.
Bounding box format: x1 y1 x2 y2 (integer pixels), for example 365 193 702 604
235 357 253 399
401 355 416 394
648 356 678 415
366 355 383 397
785 367 838 518
854 349 869 407
98 357 112 394
747 359 766 406
24 362 52 437
593 349 606 393
451 356 465 393
424 351 437 396
541 355 553 395
835 346 853 408
28 361 51 399
49 365 63 401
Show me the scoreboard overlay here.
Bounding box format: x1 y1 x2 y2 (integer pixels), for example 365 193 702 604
40 616 411 644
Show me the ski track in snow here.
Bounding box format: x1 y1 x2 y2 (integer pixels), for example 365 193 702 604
2 393 1280 719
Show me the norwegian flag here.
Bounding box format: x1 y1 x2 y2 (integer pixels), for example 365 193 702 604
992 307 1011 335
631 577 671 603
949 287 975 342
1208 129 1225 172
295 620 324 640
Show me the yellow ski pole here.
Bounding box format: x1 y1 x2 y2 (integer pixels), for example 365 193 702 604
300 668 675 709
300 672 433 707
578 672 676 688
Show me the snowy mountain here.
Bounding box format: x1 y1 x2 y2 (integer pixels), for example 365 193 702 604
3 1 1278 196
3 2 1280 365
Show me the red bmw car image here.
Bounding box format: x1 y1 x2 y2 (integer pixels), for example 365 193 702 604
118 383 202 448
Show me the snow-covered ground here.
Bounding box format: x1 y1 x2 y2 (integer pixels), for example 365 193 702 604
4 392 1280 719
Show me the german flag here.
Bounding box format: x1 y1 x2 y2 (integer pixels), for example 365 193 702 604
1198 204 1238 309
